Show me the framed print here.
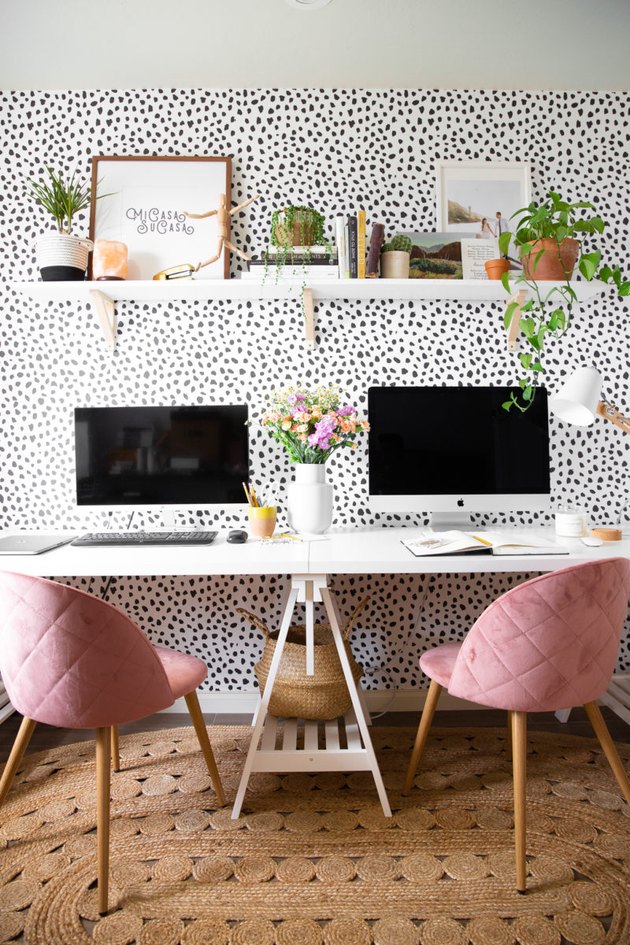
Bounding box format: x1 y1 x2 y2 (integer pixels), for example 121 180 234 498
89 156 232 280
436 161 530 260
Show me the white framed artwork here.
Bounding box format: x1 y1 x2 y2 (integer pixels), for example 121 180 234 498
89 156 232 280
436 161 531 258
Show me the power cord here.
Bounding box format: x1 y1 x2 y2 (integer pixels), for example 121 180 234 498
355 576 431 720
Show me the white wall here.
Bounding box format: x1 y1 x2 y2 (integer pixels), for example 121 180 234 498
1 0 629 91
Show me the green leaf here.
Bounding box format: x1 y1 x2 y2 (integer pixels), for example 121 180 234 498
501 400 513 412
619 282 630 297
519 352 532 369
579 250 601 281
498 231 512 257
500 271 511 293
529 335 541 351
598 264 613 282
520 317 535 336
503 301 518 328
531 361 544 372
523 385 533 402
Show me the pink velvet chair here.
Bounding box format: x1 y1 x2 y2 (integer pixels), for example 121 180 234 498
403 558 630 893
0 571 225 913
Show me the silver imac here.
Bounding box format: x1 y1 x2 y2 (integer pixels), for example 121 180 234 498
368 386 550 527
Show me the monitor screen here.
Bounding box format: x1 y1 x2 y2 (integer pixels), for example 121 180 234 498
368 386 550 512
75 406 248 506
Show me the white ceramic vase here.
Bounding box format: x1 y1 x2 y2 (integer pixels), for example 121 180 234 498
287 463 333 535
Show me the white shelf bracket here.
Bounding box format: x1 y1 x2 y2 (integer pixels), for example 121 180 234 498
506 289 528 351
89 289 117 351
303 287 315 349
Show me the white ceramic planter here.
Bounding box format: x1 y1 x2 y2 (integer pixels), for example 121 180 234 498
287 463 333 535
35 232 93 281
380 250 410 279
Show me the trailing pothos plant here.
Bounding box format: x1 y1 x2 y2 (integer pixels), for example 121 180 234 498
265 205 329 277
498 191 630 412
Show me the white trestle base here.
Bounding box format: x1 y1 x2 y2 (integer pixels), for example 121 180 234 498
231 574 392 820
251 709 370 773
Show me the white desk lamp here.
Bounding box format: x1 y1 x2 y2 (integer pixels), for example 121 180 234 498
549 367 630 435
549 366 630 537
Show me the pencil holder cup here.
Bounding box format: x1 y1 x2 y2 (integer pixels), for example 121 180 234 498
248 506 277 539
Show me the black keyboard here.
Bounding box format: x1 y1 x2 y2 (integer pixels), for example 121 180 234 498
72 531 218 547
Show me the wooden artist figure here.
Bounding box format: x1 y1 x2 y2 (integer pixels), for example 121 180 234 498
183 192 261 271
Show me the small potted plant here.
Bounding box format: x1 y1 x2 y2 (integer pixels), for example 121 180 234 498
271 205 325 250
27 168 96 281
262 205 332 286
498 190 630 412
484 253 510 281
380 234 411 278
261 386 369 534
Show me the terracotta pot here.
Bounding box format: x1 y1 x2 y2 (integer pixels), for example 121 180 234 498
521 237 579 281
380 250 410 279
484 258 510 280
273 210 318 248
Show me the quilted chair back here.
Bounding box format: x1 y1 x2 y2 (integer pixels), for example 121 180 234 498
447 558 630 712
0 571 175 728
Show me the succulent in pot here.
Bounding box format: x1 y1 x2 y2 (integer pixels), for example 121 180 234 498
498 190 630 412
381 234 411 278
27 168 98 281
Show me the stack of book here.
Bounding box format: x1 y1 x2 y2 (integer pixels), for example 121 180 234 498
242 246 339 282
336 213 384 279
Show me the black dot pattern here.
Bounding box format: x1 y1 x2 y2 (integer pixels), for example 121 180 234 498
1 88 628 689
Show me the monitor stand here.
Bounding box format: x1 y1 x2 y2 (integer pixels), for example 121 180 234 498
430 511 473 531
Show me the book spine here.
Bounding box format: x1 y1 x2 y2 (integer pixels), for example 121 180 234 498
366 222 385 277
343 221 351 279
335 215 346 280
357 209 366 279
249 257 338 267
347 214 358 279
242 268 339 280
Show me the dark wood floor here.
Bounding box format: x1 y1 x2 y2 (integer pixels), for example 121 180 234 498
1 705 629 762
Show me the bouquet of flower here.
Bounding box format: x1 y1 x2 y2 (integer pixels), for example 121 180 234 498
261 386 370 464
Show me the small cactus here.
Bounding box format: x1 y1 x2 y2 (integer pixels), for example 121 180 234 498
383 234 412 254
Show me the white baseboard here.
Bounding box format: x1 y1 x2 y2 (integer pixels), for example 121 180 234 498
164 689 486 716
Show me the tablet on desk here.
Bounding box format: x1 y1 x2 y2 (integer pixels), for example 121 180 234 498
0 535 75 555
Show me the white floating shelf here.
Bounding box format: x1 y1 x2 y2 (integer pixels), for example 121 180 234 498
12 277 608 304
10 278 609 351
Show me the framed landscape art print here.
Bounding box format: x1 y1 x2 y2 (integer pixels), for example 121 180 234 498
89 156 232 279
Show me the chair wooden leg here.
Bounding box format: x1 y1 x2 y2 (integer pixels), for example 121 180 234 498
95 726 111 915
0 717 37 806
584 701 630 806
111 726 120 772
184 690 226 807
511 710 527 894
402 679 443 795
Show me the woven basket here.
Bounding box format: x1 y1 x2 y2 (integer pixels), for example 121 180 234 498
237 598 368 720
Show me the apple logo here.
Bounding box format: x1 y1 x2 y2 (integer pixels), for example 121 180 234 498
457 498 465 507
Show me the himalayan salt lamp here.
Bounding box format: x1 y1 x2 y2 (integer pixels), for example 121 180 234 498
92 240 128 280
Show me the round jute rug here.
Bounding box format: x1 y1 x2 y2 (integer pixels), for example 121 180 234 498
0 725 629 945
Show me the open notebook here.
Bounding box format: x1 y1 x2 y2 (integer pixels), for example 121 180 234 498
401 530 569 557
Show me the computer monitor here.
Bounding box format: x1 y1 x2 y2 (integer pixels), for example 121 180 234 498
368 386 550 525
75 406 248 508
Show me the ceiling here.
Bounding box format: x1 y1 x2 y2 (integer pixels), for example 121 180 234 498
1 0 629 91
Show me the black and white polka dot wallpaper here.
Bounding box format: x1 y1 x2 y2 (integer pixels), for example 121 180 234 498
1 89 628 695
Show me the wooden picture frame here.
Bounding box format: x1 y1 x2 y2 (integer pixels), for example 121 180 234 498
89 156 232 280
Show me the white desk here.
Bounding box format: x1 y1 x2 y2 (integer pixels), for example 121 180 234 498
1 527 628 578
1 527 629 818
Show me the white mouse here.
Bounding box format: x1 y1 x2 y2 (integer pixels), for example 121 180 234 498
581 536 603 547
